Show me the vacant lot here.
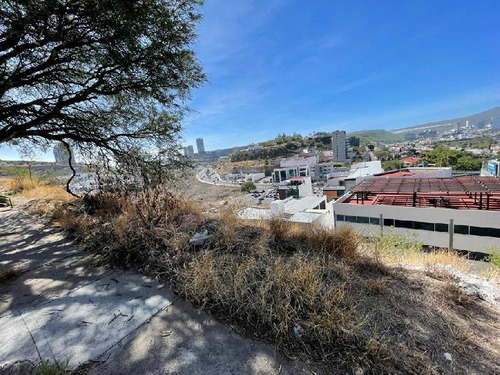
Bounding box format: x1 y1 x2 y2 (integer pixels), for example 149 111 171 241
52 188 500 375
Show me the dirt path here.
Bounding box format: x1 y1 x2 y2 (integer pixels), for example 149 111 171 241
0 206 311 374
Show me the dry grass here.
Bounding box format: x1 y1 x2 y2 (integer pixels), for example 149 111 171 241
307 226 361 259
2 174 73 212
50 191 500 374
444 282 472 307
363 231 500 280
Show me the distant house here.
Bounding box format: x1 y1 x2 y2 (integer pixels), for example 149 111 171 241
401 156 419 166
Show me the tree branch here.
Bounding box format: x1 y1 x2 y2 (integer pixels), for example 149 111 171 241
60 140 79 198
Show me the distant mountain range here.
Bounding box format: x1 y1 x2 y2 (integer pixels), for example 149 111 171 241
391 107 500 135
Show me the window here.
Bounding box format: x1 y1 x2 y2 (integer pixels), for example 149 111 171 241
435 223 449 232
280 170 287 180
470 226 500 238
454 225 469 235
336 214 345 222
370 217 380 225
384 219 394 226
413 221 434 231
395 220 413 229
345 215 357 223
356 216 370 224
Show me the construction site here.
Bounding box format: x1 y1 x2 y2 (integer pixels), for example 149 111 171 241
332 176 500 253
346 176 500 211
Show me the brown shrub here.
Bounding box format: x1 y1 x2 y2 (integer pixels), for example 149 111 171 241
268 216 293 242
218 208 240 249
366 277 388 295
305 226 360 260
331 226 361 259
52 189 499 374
444 282 472 307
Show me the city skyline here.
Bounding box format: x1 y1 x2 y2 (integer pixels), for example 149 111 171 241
2 1 500 160
182 0 500 151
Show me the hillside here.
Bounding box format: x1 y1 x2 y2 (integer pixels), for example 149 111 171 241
348 129 403 144
392 107 500 135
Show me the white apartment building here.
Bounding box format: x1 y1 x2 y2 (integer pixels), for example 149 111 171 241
332 130 347 162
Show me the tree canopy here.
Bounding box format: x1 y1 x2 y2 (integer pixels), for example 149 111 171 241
424 145 484 171
0 0 205 176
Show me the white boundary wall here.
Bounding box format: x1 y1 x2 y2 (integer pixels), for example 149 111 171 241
331 201 500 253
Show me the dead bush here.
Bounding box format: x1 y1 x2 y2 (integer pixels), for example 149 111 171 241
50 188 500 374
330 226 361 259
268 216 293 242
218 207 239 249
366 278 388 295
444 282 472 307
304 226 360 260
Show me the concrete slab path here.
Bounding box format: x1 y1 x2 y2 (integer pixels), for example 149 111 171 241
0 205 313 374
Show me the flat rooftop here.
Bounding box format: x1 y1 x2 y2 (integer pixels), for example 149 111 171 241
342 176 500 210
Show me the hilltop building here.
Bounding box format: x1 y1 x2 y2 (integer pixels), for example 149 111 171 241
348 136 360 147
332 130 347 162
272 165 310 184
323 161 383 201
182 145 195 158
196 138 205 154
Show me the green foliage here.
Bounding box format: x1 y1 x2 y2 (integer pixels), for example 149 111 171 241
33 360 68 375
348 130 403 144
382 159 403 171
373 149 391 161
0 166 32 176
261 133 304 147
0 0 205 181
455 156 482 171
424 145 484 170
240 181 256 193
0 166 63 185
378 230 423 255
486 250 500 269
436 137 496 150
231 146 294 162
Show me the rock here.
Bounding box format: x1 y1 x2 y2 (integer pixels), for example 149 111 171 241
177 213 206 230
444 352 452 362
293 324 304 337
189 230 212 245
0 360 34 375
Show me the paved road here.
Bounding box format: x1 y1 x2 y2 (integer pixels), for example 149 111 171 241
0 205 313 374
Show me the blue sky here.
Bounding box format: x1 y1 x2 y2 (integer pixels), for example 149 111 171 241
1 0 499 160
183 0 500 151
